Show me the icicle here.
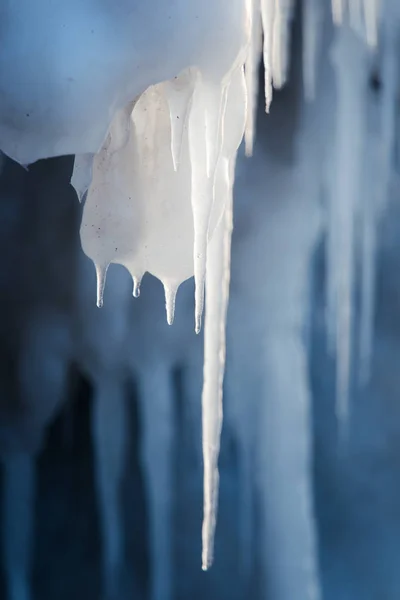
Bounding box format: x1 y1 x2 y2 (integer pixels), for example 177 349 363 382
132 276 142 298
245 0 262 155
201 168 234 571
201 66 247 569
163 282 178 325
259 334 321 600
272 0 296 89
363 0 380 46
378 4 399 214
332 0 345 25
331 0 381 44
359 5 399 382
302 0 323 100
261 0 276 111
96 263 109 308
329 25 367 437
359 165 377 385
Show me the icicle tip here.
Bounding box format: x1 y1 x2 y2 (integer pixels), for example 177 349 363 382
132 276 142 298
164 282 178 326
95 262 108 308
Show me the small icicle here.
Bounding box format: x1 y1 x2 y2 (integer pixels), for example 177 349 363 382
96 263 109 308
201 169 233 571
132 276 142 298
363 0 380 47
163 282 178 325
330 25 367 438
332 0 345 25
164 71 195 171
272 0 296 89
245 0 262 156
302 0 323 100
261 0 276 111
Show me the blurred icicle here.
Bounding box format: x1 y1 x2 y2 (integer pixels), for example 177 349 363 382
329 25 368 437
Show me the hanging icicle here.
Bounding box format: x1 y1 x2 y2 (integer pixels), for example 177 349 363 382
331 0 381 45
359 1 399 383
328 24 368 437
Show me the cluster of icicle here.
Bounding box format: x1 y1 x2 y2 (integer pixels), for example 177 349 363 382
0 0 386 571
325 0 398 441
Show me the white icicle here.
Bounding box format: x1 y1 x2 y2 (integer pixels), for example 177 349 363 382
359 158 377 385
332 0 345 25
261 0 276 111
358 53 380 385
132 276 142 298
245 0 262 156
302 0 323 100
378 4 399 215
201 167 234 571
272 0 296 89
359 5 399 382
331 0 381 43
363 0 380 46
164 282 178 325
329 25 367 435
201 67 247 569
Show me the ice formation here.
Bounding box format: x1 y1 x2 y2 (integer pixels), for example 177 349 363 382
328 24 368 434
0 0 390 578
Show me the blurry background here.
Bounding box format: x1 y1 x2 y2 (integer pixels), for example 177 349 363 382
0 4 400 600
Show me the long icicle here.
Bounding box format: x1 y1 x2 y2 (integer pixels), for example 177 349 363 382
330 24 367 439
201 162 234 570
359 4 399 382
245 0 262 156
